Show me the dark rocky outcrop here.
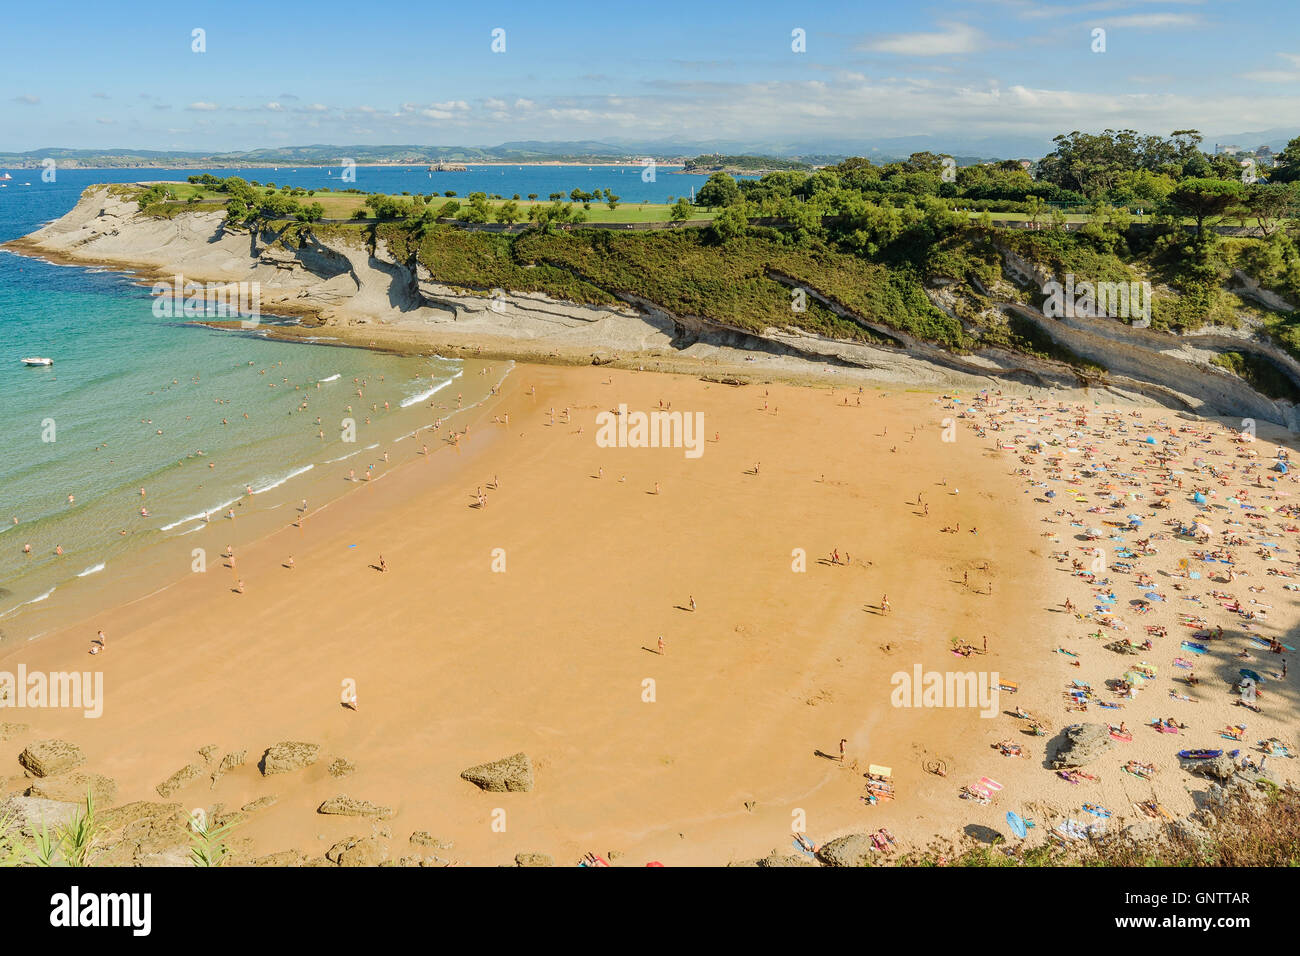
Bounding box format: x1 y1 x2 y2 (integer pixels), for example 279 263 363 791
1051 723 1112 769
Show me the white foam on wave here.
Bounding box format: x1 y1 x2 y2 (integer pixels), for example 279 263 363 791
319 373 341 383
76 562 106 577
324 449 364 464
251 463 313 494
161 496 241 531
400 369 462 409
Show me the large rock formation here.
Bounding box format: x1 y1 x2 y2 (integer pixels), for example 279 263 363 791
1051 723 1113 769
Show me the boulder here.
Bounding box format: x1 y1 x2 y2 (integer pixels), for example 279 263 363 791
156 763 203 798
1187 755 1238 781
259 741 319 775
326 835 389 867
241 795 278 813
27 772 117 806
815 833 874 867
1050 723 1112 769
317 795 394 819
514 852 553 867
18 739 85 777
459 752 534 792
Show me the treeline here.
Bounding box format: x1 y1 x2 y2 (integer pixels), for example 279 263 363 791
692 130 1300 231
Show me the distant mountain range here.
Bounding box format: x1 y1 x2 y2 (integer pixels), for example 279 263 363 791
2 128 1295 169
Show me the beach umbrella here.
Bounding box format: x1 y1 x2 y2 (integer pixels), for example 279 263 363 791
1145 436 1157 444
1274 461 1288 474
1006 811 1028 839
1086 527 1103 537
1240 668 1265 684
1124 670 1149 683
1193 492 1207 504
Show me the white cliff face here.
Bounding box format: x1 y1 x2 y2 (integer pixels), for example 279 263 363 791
9 187 1300 427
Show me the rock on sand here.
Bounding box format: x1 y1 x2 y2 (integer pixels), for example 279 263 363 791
459 752 534 792
18 739 86 778
259 741 320 775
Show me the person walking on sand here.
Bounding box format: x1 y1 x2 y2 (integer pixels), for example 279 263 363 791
95 629 106 648
881 594 891 615
657 634 665 656
689 595 696 612
236 579 245 594
344 689 358 711
379 555 388 573
287 555 295 570
839 738 847 762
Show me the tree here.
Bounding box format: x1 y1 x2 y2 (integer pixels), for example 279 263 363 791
708 203 750 243
1272 135 1300 184
696 172 741 208
669 197 692 222
1241 182 1299 236
605 191 621 211
1166 178 1244 240
496 200 521 225
527 193 539 201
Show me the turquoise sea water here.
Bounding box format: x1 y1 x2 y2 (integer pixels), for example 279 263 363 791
0 170 513 638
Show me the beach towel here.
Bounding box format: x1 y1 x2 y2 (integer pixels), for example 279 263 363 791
1181 641 1208 654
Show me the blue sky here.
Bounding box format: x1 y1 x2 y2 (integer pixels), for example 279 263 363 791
1 0 1297 152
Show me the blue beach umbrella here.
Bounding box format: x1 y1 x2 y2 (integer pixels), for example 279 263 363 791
1007 811 1027 839
1240 669 1265 684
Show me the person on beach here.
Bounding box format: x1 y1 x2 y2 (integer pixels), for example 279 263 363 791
839 738 847 762
23 543 31 554
379 555 388 572
657 635 665 655
881 594 891 614
236 579 245 594
287 556 294 570
689 595 696 612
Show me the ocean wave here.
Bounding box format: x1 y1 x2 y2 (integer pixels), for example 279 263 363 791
399 369 462 409
76 562 106 577
324 449 364 464
250 463 313 494
160 496 242 532
318 373 341 383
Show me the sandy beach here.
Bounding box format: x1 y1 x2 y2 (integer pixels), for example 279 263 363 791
4 358 1292 866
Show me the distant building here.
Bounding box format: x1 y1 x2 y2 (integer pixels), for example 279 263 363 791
1214 144 1242 156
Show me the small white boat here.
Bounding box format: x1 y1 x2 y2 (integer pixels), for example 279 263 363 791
21 357 53 366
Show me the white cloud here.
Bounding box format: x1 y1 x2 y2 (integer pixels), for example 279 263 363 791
187 101 219 111
13 94 40 105
265 102 283 111
1102 13 1202 28
861 22 984 56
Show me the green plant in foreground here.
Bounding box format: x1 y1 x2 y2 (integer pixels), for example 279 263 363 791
189 811 241 867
